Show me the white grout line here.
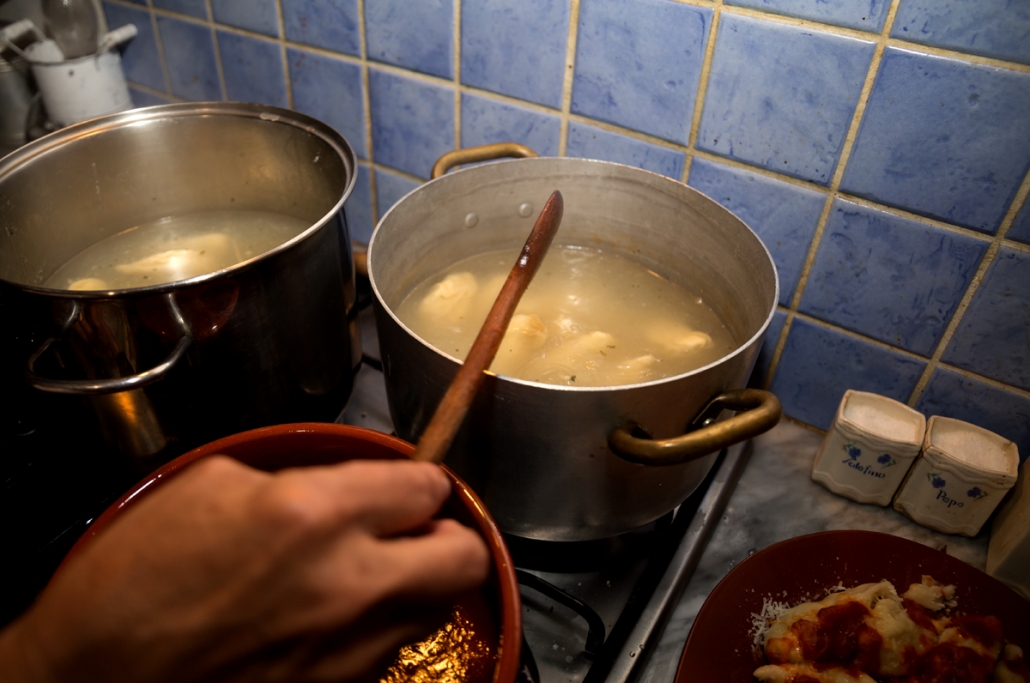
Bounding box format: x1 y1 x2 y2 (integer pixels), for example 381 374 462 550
906 166 1030 406
557 0 581 157
273 0 293 108
143 0 174 96
356 0 380 227
761 0 904 389
671 0 1030 74
372 163 428 185
453 0 462 150
680 0 723 185
205 0 228 101
125 79 185 102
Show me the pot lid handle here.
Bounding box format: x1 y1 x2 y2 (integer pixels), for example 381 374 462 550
608 389 782 466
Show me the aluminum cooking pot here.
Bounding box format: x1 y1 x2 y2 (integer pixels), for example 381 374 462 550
368 145 781 542
0 103 360 468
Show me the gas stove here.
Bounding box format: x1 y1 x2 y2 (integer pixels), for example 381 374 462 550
344 306 750 683
1 303 749 683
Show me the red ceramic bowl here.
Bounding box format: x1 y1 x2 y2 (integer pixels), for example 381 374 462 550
675 530 1030 683
64 423 522 683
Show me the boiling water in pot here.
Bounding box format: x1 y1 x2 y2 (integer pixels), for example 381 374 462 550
44 209 311 290
396 245 735 387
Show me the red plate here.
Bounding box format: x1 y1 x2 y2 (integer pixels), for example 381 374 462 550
675 530 1030 683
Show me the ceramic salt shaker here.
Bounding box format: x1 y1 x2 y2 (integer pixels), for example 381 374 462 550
987 460 1029 600
811 390 926 506
894 416 1019 537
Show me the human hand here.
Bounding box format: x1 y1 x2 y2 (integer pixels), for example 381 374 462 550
0 457 490 683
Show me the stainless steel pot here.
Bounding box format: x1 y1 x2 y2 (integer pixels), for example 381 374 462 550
0 103 360 468
368 145 781 542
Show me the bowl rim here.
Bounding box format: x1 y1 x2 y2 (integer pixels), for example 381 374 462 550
61 422 522 683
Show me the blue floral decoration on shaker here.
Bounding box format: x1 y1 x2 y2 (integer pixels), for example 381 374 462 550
844 443 861 460
927 473 946 489
967 486 987 500
877 453 895 467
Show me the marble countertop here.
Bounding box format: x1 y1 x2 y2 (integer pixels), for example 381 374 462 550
636 417 990 683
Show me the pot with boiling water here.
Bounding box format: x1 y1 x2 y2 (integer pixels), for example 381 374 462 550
368 146 782 542
0 103 361 467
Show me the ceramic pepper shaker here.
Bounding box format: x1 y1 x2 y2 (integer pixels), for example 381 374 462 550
893 416 1019 537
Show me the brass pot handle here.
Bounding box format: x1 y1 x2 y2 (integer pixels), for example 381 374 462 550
353 143 540 276
608 388 782 466
431 142 538 179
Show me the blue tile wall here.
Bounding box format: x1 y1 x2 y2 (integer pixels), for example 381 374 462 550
366 0 452 79
210 0 279 37
368 68 454 179
156 16 221 101
109 0 1030 452
697 15 875 185
799 199 987 356
461 94 561 157
725 0 890 33
566 122 684 180
891 0 1030 66
687 157 825 305
152 0 206 20
103 2 165 92
769 317 927 429
345 164 374 244
375 168 421 220
217 32 286 107
1009 200 1030 245
128 87 169 108
281 0 360 56
942 247 1030 391
287 48 367 159
461 0 569 108
841 48 1030 234
571 0 710 145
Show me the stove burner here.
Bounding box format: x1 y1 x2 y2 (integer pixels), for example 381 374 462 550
517 570 607 657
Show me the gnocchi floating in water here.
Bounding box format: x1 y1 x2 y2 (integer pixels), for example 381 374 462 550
45 209 311 290
396 245 735 387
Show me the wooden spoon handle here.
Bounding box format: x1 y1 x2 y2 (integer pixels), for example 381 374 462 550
412 190 564 464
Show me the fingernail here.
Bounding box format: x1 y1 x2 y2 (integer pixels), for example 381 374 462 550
431 465 453 499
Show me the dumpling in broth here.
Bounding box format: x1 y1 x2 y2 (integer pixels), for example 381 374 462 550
491 313 548 376
114 233 235 283
418 272 479 326
647 322 712 354
396 245 737 387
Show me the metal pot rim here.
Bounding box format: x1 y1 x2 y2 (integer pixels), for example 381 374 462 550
368 156 780 393
0 102 358 299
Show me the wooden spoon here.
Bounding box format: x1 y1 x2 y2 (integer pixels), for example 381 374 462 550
411 190 564 464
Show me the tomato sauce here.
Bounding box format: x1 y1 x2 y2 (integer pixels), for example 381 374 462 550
788 600 883 675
